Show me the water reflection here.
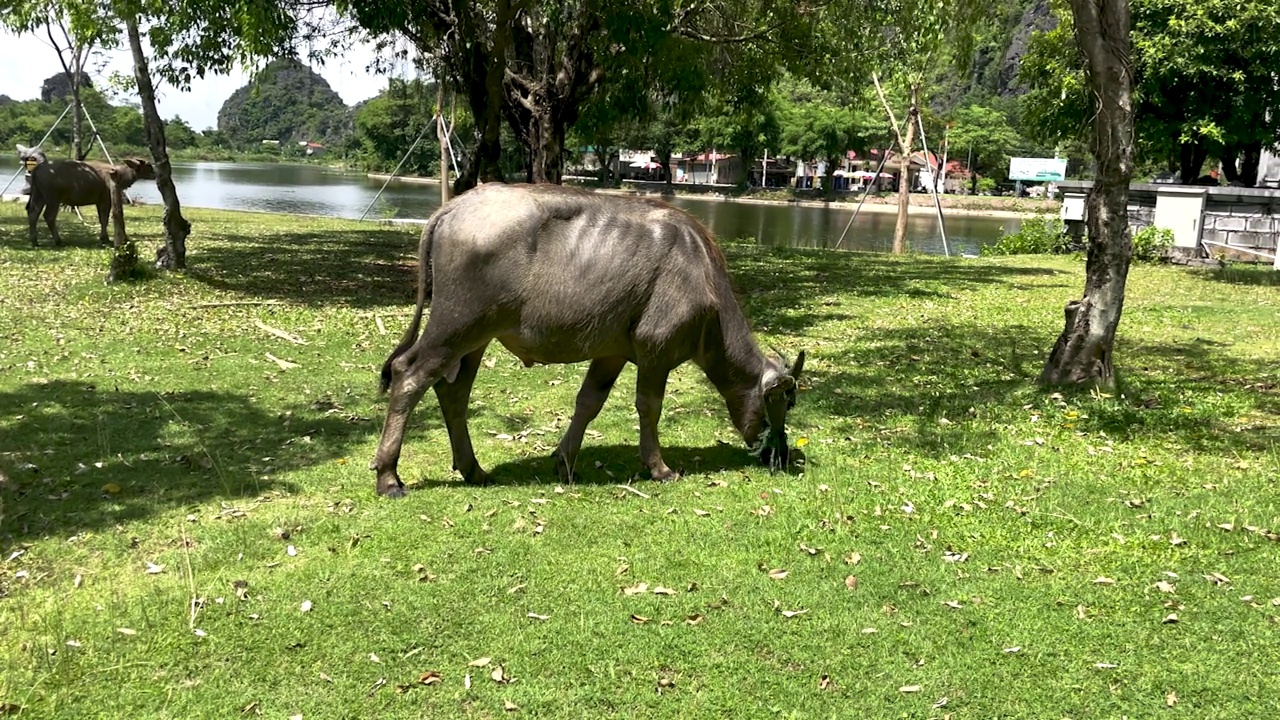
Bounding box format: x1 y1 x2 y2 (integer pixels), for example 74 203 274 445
126 161 1018 255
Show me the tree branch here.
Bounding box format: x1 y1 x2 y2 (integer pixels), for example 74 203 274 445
872 73 906 149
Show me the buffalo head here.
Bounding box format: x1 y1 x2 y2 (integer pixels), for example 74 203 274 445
750 349 806 470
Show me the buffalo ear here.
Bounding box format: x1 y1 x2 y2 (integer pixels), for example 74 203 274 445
761 369 795 396
791 350 806 381
17 144 29 153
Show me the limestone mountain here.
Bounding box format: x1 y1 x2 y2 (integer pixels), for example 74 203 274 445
216 58 350 148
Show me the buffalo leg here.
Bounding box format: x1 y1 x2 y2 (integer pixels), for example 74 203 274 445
96 200 111 246
555 356 628 481
634 365 677 481
27 197 44 246
433 344 491 485
373 345 455 497
43 204 62 246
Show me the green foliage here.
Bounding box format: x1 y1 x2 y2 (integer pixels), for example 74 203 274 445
1131 225 1174 263
1022 0 1280 174
216 58 351 149
945 102 1024 184
353 79 463 176
981 214 1070 255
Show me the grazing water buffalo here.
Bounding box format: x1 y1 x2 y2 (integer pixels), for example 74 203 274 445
26 157 155 247
373 182 806 497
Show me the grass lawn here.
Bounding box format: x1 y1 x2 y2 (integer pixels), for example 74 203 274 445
1 201 1279 718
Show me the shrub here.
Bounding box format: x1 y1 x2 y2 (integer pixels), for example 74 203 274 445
982 216 1070 256
1131 225 1174 263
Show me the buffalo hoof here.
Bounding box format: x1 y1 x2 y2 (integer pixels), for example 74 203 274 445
463 468 493 486
650 466 681 483
553 451 575 483
375 473 406 498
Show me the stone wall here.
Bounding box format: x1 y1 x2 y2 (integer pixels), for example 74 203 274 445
1201 200 1280 251
1058 181 1280 263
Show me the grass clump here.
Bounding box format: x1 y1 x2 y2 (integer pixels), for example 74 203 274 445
1 201 1279 718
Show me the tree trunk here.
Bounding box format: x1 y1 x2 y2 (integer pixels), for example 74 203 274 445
658 147 674 193
824 155 840 199
1040 0 1135 389
1178 141 1207 184
1240 141 1262 186
436 85 451 205
125 13 190 270
71 73 86 161
528 107 564 184
970 153 980 195
1220 143 1241 184
892 84 919 255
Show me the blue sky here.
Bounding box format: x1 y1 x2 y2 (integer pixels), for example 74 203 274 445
0 27 388 131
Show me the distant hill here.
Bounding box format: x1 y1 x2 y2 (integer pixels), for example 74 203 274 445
217 58 350 148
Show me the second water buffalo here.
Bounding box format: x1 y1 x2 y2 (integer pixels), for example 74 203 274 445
26 157 155 247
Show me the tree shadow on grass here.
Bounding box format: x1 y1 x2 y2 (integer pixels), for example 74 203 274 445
407 442 787 490
722 246 1075 336
1192 264 1280 288
0 380 379 544
795 315 1280 460
186 225 419 309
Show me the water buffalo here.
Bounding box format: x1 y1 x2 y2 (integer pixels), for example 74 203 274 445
373 182 806 497
26 157 155 247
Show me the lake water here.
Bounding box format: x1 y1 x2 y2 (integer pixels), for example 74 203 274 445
126 161 1019 255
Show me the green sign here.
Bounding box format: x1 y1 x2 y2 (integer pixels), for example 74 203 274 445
1009 157 1068 182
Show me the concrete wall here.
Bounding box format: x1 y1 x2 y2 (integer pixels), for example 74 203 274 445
1058 181 1280 267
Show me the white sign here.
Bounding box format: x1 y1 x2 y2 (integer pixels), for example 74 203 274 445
1009 157 1068 182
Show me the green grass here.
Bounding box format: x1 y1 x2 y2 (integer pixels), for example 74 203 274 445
2 201 1279 718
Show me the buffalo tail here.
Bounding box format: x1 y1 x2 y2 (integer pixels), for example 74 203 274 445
379 210 443 393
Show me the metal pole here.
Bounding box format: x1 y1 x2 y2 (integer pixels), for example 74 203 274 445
916 114 950 257
81 104 132 205
359 119 433 221
1 103 73 196
835 147 895 249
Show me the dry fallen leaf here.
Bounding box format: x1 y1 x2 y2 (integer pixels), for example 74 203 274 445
899 685 922 694
1003 646 1021 654
653 586 677 596
845 575 859 591
1155 581 1176 593
145 562 165 574
943 600 963 610
300 600 312 613
464 673 472 690
527 612 549 621
623 582 649 596
369 653 381 664
468 657 492 668
780 608 808 618
1094 663 1118 669
503 700 519 712
630 614 650 624
1093 577 1117 586
491 666 510 684
1166 690 1178 707
768 569 789 581
693 509 711 517
101 483 122 495
1162 613 1179 624
419 671 443 686
844 552 862 565
685 614 704 626
116 628 137 636
933 696 949 709
818 674 833 691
